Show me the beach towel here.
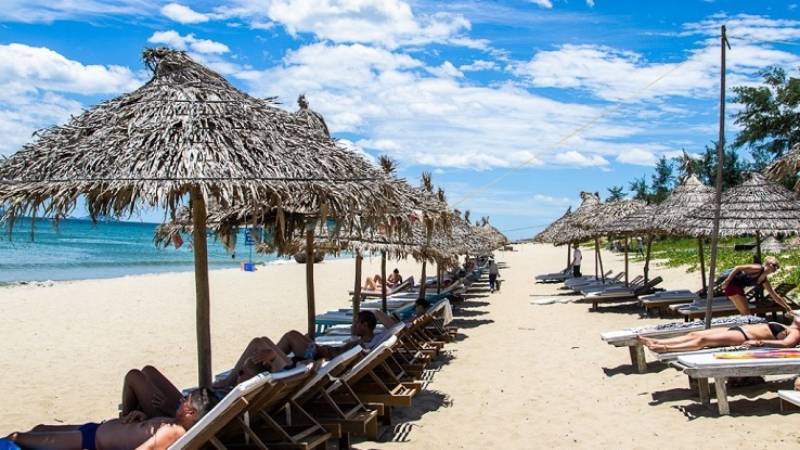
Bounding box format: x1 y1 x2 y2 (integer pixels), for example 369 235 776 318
0 439 20 450
715 349 800 359
443 300 453 325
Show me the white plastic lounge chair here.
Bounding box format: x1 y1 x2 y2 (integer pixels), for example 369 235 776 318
673 350 800 415
599 315 766 373
777 390 800 413
349 277 414 298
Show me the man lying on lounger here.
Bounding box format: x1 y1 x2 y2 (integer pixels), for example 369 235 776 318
639 315 800 353
7 386 216 450
277 311 390 362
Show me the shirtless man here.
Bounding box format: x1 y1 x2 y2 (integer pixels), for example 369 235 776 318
7 388 215 450
278 311 390 361
387 269 402 287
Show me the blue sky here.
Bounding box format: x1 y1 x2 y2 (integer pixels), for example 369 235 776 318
0 0 799 239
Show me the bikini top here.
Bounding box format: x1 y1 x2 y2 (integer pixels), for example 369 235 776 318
731 266 765 287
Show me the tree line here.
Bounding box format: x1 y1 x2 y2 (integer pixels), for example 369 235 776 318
605 66 800 204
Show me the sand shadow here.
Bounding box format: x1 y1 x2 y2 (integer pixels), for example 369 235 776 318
451 332 469 342
452 308 489 318
449 318 494 329
602 361 669 377
456 300 490 309
376 390 453 443
461 292 490 300
673 397 786 419
580 302 642 315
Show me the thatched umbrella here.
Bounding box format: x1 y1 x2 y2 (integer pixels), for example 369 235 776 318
533 206 572 267
0 48 397 387
764 143 800 189
571 198 645 286
596 203 656 286
552 192 603 278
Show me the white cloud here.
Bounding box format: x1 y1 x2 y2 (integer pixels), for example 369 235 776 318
0 44 142 95
515 39 800 102
0 0 155 23
459 60 498 72
148 31 230 55
239 42 641 170
214 0 471 48
0 44 144 155
586 0 595 6
616 148 657 166
161 3 210 24
528 0 553 8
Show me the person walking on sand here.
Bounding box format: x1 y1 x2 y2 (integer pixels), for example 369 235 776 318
571 243 582 277
488 258 499 292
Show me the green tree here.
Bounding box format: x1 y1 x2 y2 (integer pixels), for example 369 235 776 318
697 141 747 190
606 185 625 202
673 149 702 181
628 176 649 201
649 155 675 203
732 66 800 169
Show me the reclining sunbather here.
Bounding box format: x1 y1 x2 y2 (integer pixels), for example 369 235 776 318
278 311 389 361
639 316 800 353
387 269 403 287
7 387 215 450
364 274 384 291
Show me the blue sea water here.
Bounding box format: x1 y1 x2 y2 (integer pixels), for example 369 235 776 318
0 218 285 283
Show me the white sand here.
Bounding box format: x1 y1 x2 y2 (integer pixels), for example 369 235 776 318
2 244 800 448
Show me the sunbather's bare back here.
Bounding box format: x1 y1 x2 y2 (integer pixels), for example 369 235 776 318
96 417 176 450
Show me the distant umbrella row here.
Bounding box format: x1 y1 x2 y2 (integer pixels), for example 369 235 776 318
534 165 800 247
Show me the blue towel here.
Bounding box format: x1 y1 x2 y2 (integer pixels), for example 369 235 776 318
0 438 21 450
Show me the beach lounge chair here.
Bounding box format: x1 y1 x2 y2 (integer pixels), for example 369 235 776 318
534 269 571 283
578 276 643 296
672 283 797 321
331 336 419 410
563 271 616 289
348 277 414 299
582 277 663 310
777 390 800 413
291 347 380 445
672 350 800 415
600 316 767 373
168 365 328 450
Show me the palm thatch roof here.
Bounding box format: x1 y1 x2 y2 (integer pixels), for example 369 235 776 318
673 172 800 237
533 207 571 243
764 143 800 189
0 48 397 235
654 174 715 234
548 192 601 245
597 204 657 236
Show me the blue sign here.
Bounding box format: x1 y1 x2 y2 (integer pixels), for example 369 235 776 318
244 231 255 246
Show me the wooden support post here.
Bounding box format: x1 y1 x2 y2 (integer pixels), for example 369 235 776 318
755 231 762 264
381 251 388 313
714 377 730 415
190 188 212 388
594 242 599 280
419 260 428 300
352 251 363 329
437 264 442 294
567 244 571 271
697 378 710 406
305 229 316 338
698 237 707 293
629 345 647 373
624 237 629 288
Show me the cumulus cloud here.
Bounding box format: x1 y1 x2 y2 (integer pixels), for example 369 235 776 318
529 0 554 8
238 42 640 170
214 0 471 48
459 60 498 72
586 0 595 7
148 31 230 55
0 44 145 155
161 3 210 24
0 0 155 23
616 148 658 166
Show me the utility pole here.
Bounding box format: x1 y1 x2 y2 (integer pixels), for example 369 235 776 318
704 25 730 329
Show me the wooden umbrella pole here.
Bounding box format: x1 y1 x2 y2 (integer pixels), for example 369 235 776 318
594 241 599 280
567 244 571 270
755 231 762 263
596 238 606 283
352 251 363 329
305 229 316 337
624 236 629 287
698 237 707 293
705 25 729 330
190 188 212 388
437 263 442 294
419 259 428 300
381 251 388 313
644 235 653 284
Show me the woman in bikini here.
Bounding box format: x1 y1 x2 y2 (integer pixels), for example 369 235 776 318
721 256 793 315
639 316 800 353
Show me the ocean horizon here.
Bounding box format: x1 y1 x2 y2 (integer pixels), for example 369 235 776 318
0 217 292 284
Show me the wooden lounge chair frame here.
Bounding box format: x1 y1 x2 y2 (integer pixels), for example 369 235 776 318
583 277 663 310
